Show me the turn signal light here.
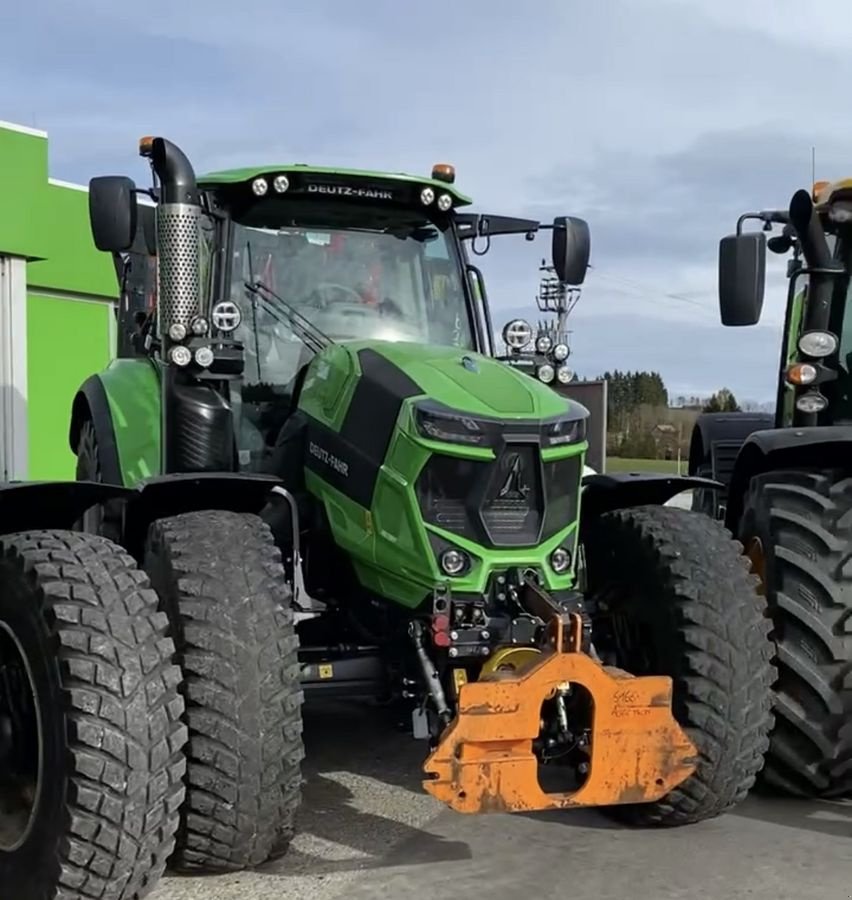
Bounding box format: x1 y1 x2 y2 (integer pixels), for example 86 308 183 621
785 363 818 385
139 135 154 157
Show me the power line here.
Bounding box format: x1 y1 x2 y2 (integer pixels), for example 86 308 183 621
588 269 716 316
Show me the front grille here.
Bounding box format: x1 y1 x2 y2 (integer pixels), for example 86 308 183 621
417 444 580 548
480 444 543 545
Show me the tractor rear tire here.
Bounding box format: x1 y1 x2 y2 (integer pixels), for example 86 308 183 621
0 530 187 900
143 510 304 873
739 469 852 798
583 505 775 825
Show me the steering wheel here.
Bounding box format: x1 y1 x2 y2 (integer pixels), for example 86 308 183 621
309 282 367 308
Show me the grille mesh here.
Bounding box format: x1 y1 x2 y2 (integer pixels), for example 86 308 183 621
156 203 202 328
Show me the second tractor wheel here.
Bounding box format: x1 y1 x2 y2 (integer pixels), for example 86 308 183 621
583 505 775 825
144 510 305 872
739 468 852 798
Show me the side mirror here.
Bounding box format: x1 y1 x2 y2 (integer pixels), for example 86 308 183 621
552 216 590 285
718 232 766 326
89 176 138 252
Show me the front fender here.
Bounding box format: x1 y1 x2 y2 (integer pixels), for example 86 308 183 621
580 472 723 523
0 481 134 536
121 472 285 556
725 425 852 529
0 473 286 555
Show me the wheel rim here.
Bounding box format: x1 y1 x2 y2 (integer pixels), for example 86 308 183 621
745 537 766 595
0 622 43 852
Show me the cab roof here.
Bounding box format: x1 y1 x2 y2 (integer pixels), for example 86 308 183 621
197 164 473 207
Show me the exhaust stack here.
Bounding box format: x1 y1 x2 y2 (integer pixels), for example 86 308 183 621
140 136 204 339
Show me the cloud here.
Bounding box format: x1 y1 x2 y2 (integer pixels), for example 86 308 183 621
2 0 851 404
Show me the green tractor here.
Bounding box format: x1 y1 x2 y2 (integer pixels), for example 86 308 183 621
0 134 775 899
688 179 852 799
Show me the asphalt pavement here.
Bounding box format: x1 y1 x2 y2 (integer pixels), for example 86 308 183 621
152 493 850 900
152 699 851 900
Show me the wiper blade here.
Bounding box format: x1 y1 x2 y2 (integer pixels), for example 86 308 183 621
243 279 332 356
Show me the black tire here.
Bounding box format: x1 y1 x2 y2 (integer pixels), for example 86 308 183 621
583 505 775 825
143 510 304 872
0 530 187 900
75 418 123 543
739 469 852 798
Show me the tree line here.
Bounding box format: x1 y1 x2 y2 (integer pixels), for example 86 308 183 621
592 370 741 458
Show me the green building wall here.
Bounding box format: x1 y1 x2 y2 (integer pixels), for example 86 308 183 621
0 120 118 481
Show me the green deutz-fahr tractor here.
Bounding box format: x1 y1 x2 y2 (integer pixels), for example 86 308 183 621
688 179 852 799
0 136 775 900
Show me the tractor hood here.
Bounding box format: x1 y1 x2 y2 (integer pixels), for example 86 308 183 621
364 340 582 421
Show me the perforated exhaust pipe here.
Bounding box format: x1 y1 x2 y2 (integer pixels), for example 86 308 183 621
139 137 204 340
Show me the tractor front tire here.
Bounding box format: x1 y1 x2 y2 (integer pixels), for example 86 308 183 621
144 510 304 873
0 530 187 900
75 418 123 543
739 469 852 798
583 505 775 825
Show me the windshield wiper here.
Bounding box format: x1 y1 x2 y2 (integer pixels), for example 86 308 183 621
243 279 333 357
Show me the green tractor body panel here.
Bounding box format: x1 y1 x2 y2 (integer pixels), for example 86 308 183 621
295 340 587 608
99 358 162 484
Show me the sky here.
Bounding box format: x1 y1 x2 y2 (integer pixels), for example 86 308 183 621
4 0 852 404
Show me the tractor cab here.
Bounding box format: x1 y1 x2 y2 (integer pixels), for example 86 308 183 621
89 138 590 477
715 178 852 429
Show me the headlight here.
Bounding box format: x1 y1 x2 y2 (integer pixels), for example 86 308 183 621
212 300 242 333
168 322 187 342
251 177 268 196
413 401 587 449
798 330 838 357
273 174 290 193
502 318 533 349
553 343 570 361
169 345 192 367
795 391 828 413
542 414 587 447
420 187 435 205
190 316 209 336
550 547 572 574
537 364 555 383
556 365 574 384
195 346 215 368
536 334 553 353
437 193 453 211
440 549 469 576
414 403 490 446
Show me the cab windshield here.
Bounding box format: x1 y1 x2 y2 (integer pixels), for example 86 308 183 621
229 217 475 386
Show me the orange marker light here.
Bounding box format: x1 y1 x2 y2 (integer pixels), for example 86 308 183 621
786 362 817 385
139 136 155 157
432 163 456 184
813 180 830 201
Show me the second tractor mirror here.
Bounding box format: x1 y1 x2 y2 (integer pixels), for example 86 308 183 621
89 175 138 252
718 231 766 326
552 216 590 286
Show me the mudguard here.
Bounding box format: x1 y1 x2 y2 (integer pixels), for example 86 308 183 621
724 424 852 529
69 374 123 484
0 481 133 535
687 411 774 483
0 473 284 552
580 472 723 522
